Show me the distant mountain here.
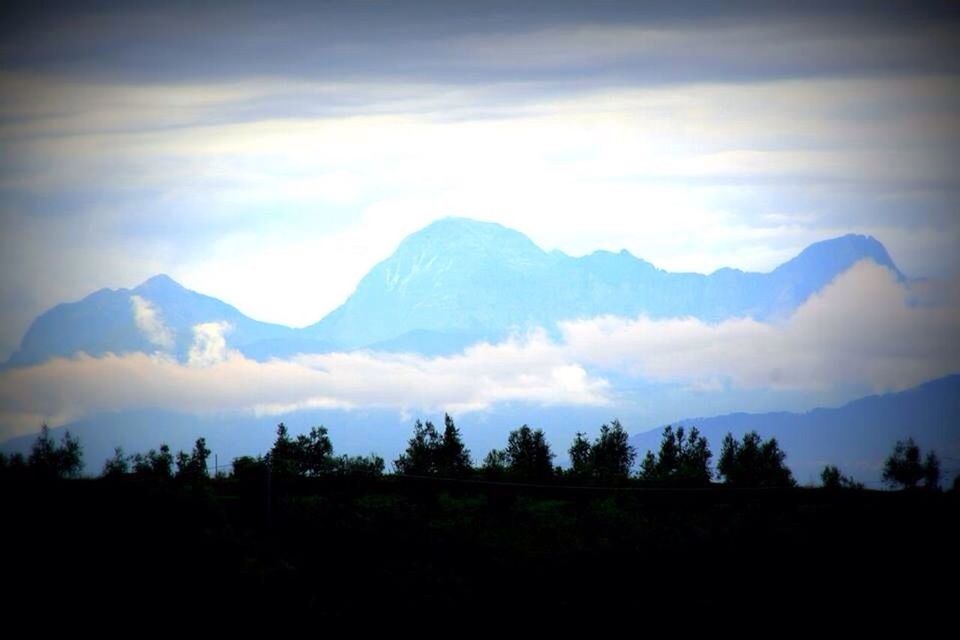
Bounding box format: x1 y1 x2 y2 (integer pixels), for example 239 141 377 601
306 217 903 350
5 218 903 365
631 375 960 486
6 274 302 366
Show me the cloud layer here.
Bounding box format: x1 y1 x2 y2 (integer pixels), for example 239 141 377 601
1 260 957 439
561 261 960 391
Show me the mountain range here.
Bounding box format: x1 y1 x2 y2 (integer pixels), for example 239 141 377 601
630 374 960 486
5 217 903 366
1 218 956 485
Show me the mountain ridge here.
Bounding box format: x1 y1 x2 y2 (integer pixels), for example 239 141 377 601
630 374 960 485
6 218 905 366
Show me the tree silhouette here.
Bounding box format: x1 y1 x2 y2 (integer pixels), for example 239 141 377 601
131 444 173 479
637 426 712 486
393 416 469 476
717 431 794 487
480 448 509 480
568 432 592 478
394 419 442 475
882 438 939 490
268 422 299 477
232 454 267 481
27 424 83 479
820 464 863 490
332 453 386 476
294 426 334 476
176 437 211 482
0 451 26 477
489 425 555 482
436 414 471 477
589 420 635 482
102 447 130 478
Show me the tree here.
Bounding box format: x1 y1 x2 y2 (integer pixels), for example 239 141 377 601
590 420 636 482
0 452 26 477
268 422 299 477
294 426 334 476
102 447 130 478
717 431 794 487
568 432 592 478
882 438 939 490
480 448 509 480
131 444 173 479
500 425 555 482
436 414 471 476
637 426 712 486
923 452 940 490
232 455 267 479
332 454 385 476
175 437 210 482
27 424 84 479
393 416 470 476
820 464 863 490
394 419 442 475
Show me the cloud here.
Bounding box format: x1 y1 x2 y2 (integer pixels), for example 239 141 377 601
560 260 960 391
130 295 174 350
187 321 230 366
0 323 610 439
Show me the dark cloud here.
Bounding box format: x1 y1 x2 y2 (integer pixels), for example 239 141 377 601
2 1 959 86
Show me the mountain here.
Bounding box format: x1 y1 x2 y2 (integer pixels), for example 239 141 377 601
306 217 903 350
5 218 903 365
630 375 960 486
6 274 307 366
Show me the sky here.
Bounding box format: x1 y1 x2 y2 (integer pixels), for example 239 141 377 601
1 0 959 365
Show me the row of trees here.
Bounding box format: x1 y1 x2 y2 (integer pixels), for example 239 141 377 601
391 416 947 490
390 416 796 487
101 438 212 483
0 420 948 490
233 423 385 481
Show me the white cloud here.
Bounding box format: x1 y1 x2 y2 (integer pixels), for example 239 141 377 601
560 261 960 391
187 321 231 366
0 325 610 439
129 295 174 350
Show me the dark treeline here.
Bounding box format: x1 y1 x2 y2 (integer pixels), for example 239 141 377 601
1 416 949 492
2 417 957 621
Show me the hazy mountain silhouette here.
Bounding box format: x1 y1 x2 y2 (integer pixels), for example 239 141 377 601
5 217 903 365
306 218 902 349
5 274 312 366
631 374 960 485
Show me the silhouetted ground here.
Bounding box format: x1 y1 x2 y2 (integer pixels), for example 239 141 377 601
3 477 956 621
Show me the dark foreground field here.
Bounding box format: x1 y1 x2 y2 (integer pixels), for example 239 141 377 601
3 477 957 620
